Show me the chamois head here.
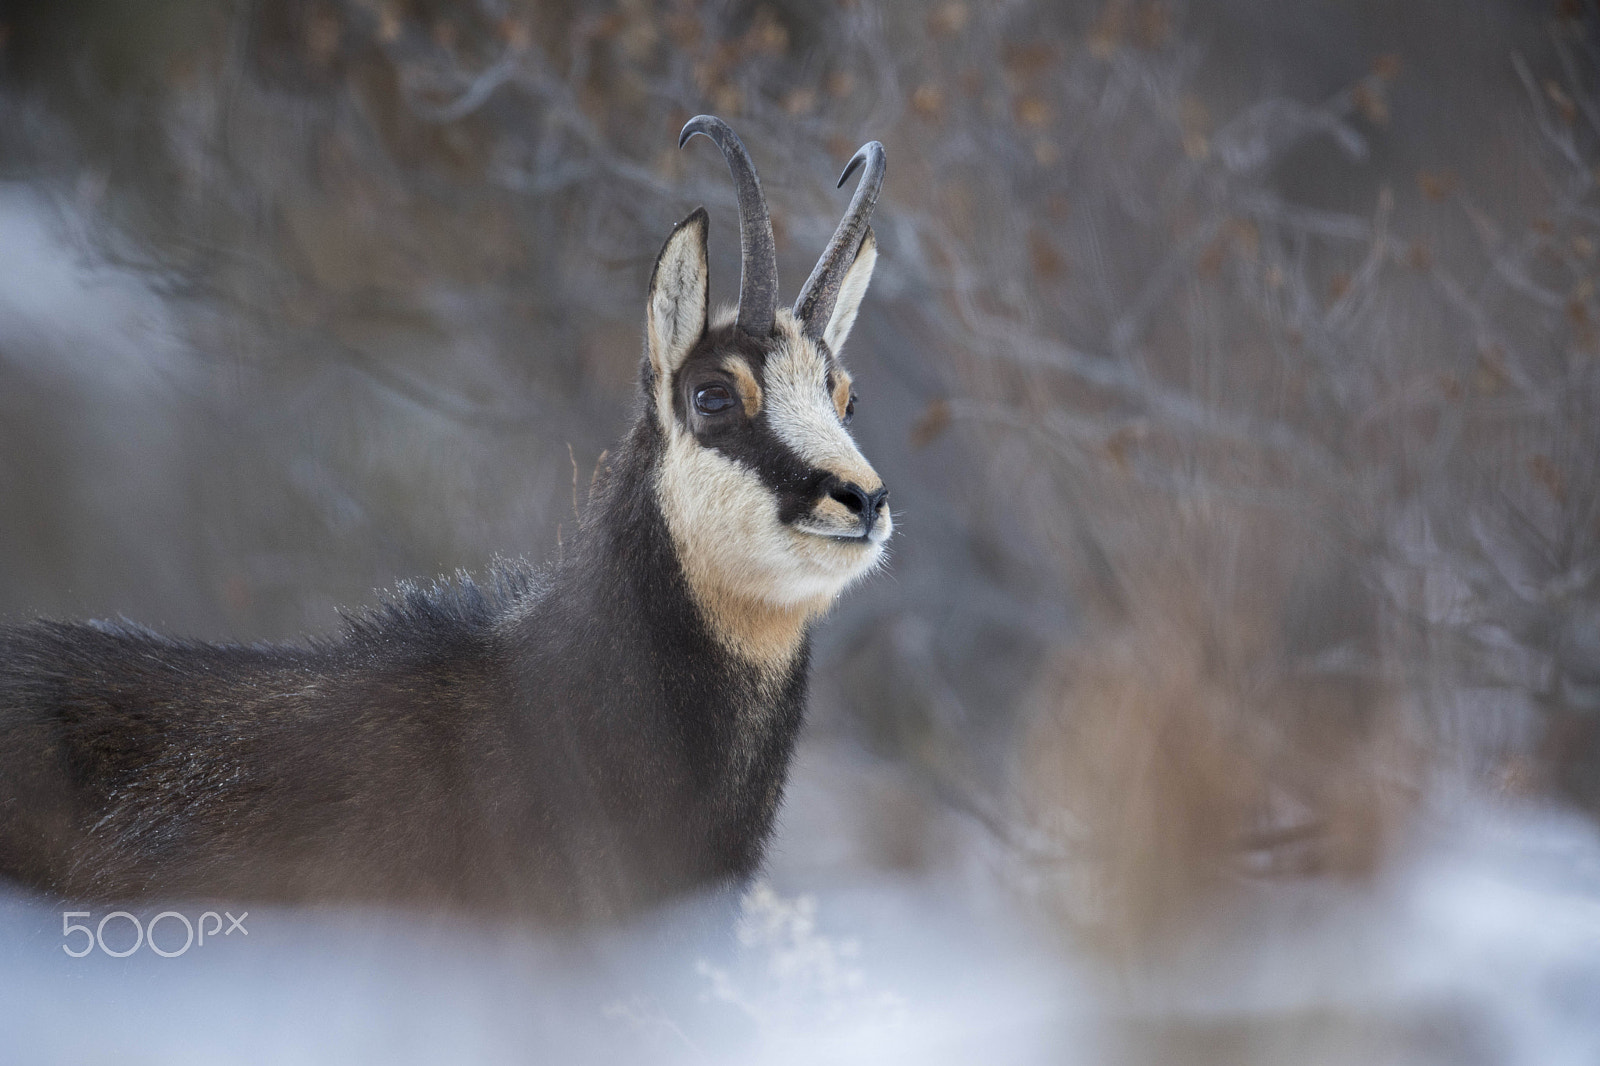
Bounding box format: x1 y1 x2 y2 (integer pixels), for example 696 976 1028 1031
644 117 890 659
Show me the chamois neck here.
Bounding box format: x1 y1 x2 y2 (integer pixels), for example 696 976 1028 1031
579 415 818 675
684 580 818 675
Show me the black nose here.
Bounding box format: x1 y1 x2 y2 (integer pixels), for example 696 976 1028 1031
827 480 889 529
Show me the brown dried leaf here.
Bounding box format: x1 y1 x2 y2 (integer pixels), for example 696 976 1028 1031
745 10 788 56
909 399 951 449
1103 423 1146 471
1527 454 1567 505
1002 42 1058 76
307 9 341 68
663 13 700 48
377 4 402 43
1546 79 1577 125
712 83 743 117
591 13 625 41
1352 82 1389 126
1471 346 1508 395
1136 1 1172 49
1179 95 1211 134
1030 230 1066 278
1229 219 1259 260
497 17 531 51
783 87 817 116
928 1 970 37
1416 169 1457 202
1014 95 1052 128
1088 1 1126 58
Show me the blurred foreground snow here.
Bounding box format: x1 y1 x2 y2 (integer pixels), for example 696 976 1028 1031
2 749 1597 1066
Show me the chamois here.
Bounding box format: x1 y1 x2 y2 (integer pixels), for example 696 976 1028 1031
0 117 891 922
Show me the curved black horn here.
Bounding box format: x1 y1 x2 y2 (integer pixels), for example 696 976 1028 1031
793 141 885 342
679 115 779 337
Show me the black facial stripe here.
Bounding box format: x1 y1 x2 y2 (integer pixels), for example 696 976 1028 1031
666 323 843 523
700 414 825 524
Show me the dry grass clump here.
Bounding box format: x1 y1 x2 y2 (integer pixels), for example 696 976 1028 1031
1016 509 1423 956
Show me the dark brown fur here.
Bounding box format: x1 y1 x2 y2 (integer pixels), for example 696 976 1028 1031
0 388 810 922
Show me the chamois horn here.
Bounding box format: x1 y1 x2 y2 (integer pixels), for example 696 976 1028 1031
679 115 780 337
793 141 885 343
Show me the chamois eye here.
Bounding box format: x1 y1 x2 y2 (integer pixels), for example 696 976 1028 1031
843 394 857 425
694 384 735 415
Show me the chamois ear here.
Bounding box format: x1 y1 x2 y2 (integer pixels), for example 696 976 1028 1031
822 227 877 356
647 207 710 379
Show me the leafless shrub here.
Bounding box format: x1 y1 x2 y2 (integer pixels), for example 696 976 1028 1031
958 2 1600 948
1016 501 1423 955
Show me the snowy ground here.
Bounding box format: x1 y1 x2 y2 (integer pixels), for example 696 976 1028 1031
3 749 1598 1066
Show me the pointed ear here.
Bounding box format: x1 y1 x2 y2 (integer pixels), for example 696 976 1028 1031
822 227 877 356
647 207 710 379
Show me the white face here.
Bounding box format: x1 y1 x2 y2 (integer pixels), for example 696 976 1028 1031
643 211 887 664
654 312 891 616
